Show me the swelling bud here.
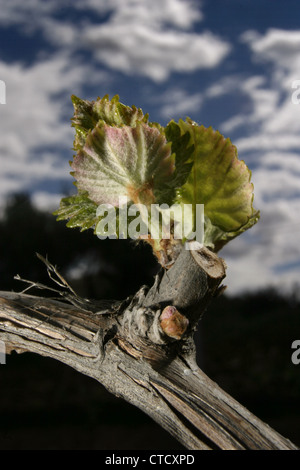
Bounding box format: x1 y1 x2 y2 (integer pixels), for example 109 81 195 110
160 306 189 340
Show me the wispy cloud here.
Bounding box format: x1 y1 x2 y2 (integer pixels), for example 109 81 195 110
82 0 229 82
0 0 230 82
0 53 107 207
86 27 229 82
156 87 203 120
229 29 300 141
216 28 300 296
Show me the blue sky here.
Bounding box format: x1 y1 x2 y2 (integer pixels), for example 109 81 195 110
0 0 300 296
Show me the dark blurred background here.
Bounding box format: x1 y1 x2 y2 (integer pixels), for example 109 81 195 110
0 194 299 450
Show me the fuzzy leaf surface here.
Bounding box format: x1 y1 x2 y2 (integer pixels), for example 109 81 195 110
71 94 148 151
71 121 175 207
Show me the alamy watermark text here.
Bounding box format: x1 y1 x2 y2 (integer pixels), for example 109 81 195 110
95 197 205 249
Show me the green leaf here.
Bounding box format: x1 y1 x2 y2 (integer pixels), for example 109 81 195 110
171 119 259 250
71 121 175 207
165 120 195 190
71 94 148 151
53 190 99 231
203 213 259 252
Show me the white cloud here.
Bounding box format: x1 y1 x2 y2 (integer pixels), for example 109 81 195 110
235 29 300 139
0 0 229 83
0 56 73 158
0 0 202 33
0 54 107 210
259 152 300 174
153 87 203 120
65 251 114 281
205 76 241 99
82 0 204 29
234 134 300 153
222 184 300 297
241 28 300 69
220 29 300 140
31 191 65 212
0 0 203 29
210 29 300 296
82 24 229 83
0 0 57 26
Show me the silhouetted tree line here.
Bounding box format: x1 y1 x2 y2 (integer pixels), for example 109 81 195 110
0 193 159 300
0 193 299 449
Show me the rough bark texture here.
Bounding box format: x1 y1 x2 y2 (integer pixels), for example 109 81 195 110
0 246 298 450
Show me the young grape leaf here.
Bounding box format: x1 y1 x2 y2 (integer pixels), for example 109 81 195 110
53 190 99 231
71 94 148 151
166 119 259 250
71 121 175 207
165 120 195 190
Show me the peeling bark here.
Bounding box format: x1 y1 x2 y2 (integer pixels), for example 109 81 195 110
0 247 298 450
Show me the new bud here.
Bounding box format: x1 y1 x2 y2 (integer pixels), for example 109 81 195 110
159 306 189 340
